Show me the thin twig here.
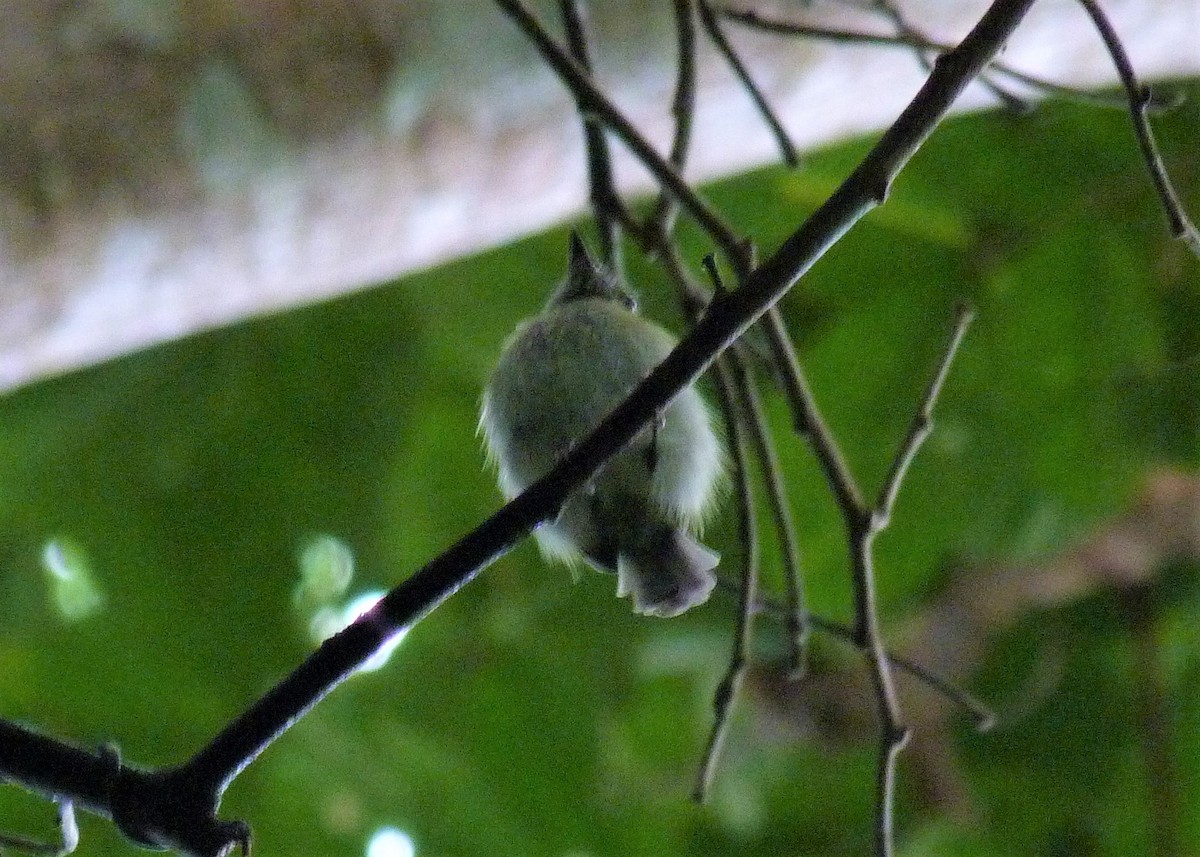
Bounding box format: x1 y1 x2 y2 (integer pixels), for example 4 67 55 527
732 365 809 677
0 801 78 857
697 0 799 167
868 0 1032 111
690 337 760 803
1074 0 1200 256
875 303 974 523
647 0 698 236
689 252 818 682
719 6 1181 112
719 578 995 730
987 62 1181 113
495 0 748 264
853 304 975 856
759 308 867 518
559 0 626 270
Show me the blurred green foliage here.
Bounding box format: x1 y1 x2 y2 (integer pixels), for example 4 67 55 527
1 86 1198 857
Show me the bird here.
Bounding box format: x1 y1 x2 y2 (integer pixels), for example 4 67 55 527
480 233 723 617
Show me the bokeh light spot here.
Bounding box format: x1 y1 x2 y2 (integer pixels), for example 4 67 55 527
366 826 416 857
41 538 105 621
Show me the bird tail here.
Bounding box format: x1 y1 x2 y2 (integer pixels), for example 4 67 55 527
616 528 719 618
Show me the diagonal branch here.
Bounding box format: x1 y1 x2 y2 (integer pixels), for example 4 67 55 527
495 0 748 263
727 584 996 730
849 304 975 857
559 0 628 269
646 0 699 235
0 2 1038 853
1074 0 1200 256
697 0 800 166
691 343 761 804
719 5 1181 111
876 303 974 524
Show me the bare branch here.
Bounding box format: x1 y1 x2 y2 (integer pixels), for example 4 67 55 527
719 5 1181 112
850 304 974 856
697 0 800 167
875 303 975 526
1074 0 1200 256
0 800 78 857
495 0 747 263
647 0 699 235
690 338 760 804
730 357 810 677
559 0 627 269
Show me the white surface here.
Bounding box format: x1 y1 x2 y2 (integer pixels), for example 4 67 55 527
1 0 1197 392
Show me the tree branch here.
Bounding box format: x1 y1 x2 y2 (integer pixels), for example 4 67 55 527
495 0 748 263
690 339 761 804
0 1 1037 852
646 0 698 236
0 797 78 857
729 585 996 730
559 0 627 269
719 5 1182 112
1074 0 1200 256
697 0 799 167
848 304 974 856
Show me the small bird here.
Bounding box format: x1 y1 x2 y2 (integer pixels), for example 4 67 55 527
480 233 723 617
